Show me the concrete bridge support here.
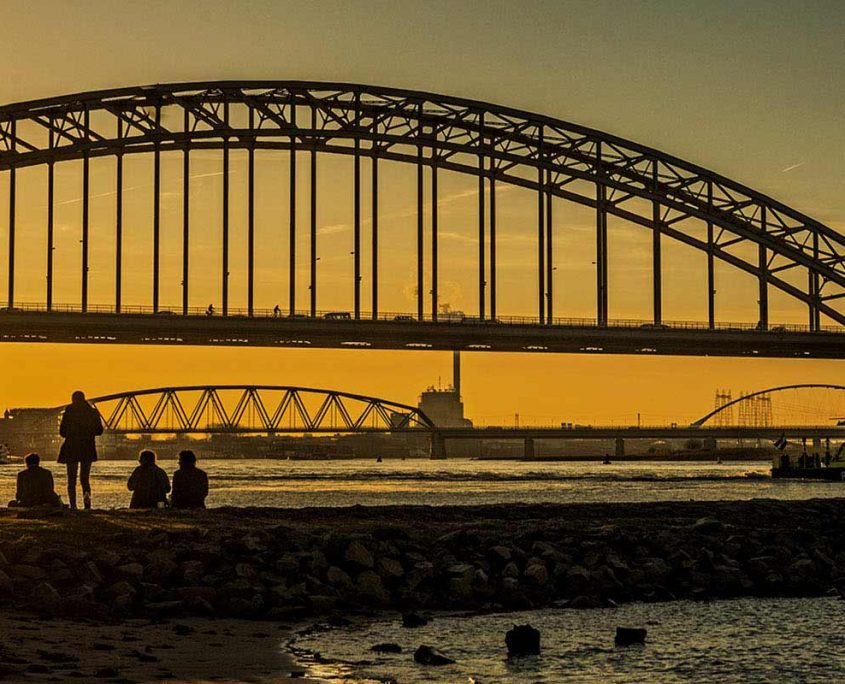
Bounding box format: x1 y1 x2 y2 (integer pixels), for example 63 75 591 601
430 433 447 460
524 437 535 459
615 437 625 458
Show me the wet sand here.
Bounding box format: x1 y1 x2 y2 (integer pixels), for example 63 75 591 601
0 612 306 683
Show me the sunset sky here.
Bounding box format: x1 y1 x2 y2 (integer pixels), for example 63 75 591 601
0 0 843 425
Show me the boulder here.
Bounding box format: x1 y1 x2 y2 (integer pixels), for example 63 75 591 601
489 545 512 563
371 643 402 653
414 645 455 666
691 517 722 535
356 571 390 604
345 541 375 569
0 568 13 596
565 565 593 592
31 582 63 614
103 580 137 601
79 560 104 585
566 595 600 609
446 563 475 580
402 611 429 628
447 575 473 601
180 560 206 582
235 563 257 579
505 624 541 657
524 562 549 586
326 566 353 588
377 557 405 579
11 564 47 580
116 563 144 582
614 627 647 646
177 585 218 603
309 594 337 612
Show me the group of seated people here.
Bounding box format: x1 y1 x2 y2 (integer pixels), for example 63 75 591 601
8 449 208 509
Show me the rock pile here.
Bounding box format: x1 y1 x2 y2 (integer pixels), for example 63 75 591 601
0 499 844 620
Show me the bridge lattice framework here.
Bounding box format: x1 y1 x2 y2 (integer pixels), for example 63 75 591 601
79 385 434 434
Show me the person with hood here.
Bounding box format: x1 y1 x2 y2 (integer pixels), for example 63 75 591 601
170 449 209 509
127 449 171 509
58 390 104 510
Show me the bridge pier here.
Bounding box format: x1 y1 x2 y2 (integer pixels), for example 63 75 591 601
431 433 447 460
524 437 535 459
615 437 625 458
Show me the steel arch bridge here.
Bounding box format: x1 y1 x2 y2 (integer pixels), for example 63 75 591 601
1 81 844 357
70 385 434 434
693 384 845 427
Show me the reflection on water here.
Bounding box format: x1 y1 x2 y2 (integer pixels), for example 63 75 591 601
295 597 845 683
0 458 842 509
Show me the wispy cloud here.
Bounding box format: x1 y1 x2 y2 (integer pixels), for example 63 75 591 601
781 162 805 173
317 223 351 236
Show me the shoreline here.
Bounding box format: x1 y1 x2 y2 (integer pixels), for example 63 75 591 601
1 499 844 624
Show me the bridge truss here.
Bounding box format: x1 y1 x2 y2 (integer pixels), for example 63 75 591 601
84 385 434 434
1 80 844 342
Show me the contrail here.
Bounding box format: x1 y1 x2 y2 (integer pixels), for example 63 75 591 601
781 162 805 173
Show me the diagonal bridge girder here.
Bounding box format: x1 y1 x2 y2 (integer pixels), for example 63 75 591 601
69 385 434 434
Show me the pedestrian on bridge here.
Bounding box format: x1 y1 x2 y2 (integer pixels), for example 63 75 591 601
58 390 103 510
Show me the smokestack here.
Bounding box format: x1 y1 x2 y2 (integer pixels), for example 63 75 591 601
453 351 461 398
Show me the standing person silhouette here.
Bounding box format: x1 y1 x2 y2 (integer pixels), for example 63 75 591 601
58 390 104 510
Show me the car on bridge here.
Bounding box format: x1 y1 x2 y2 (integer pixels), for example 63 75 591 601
324 312 352 320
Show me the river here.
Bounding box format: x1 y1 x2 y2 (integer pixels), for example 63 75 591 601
1 458 843 509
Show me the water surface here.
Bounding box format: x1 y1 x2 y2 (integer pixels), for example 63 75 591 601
1 458 842 509
294 597 845 683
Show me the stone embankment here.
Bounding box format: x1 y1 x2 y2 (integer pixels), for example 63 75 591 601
0 499 843 620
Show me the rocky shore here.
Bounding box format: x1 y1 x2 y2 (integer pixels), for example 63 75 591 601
1 499 843 622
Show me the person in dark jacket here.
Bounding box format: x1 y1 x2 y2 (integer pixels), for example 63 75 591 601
59 390 104 510
9 453 61 508
127 450 171 509
171 449 209 509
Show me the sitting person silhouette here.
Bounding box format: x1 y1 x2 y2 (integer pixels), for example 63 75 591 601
127 449 171 509
9 453 61 508
171 449 209 509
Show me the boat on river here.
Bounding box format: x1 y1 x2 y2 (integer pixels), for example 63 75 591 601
771 443 845 480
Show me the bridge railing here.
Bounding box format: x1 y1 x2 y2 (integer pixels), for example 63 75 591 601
2 301 843 335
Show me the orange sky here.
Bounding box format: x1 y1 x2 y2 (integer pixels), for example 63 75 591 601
0 0 842 424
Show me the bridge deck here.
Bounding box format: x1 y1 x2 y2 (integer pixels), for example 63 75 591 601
1 310 843 359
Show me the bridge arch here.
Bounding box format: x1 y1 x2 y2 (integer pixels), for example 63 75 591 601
692 384 845 427
63 385 435 434
1 80 843 327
